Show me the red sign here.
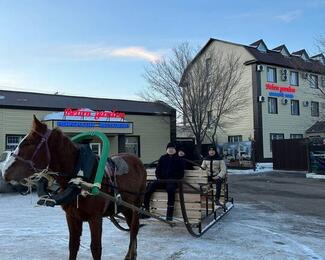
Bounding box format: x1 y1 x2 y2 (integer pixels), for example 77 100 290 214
64 108 126 120
265 83 296 93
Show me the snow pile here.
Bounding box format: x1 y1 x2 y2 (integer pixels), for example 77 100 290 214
228 163 273 175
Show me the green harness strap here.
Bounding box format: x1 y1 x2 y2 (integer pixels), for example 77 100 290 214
71 131 110 195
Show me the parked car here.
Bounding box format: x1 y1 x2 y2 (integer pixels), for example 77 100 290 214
0 151 14 193
0 150 11 176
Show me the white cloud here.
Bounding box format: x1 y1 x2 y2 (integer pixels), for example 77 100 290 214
66 45 163 63
275 10 302 23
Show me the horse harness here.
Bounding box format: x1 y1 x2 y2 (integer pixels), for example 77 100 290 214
13 129 52 172
14 129 127 210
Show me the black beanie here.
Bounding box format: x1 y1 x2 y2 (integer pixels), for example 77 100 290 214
208 145 216 151
166 142 176 149
178 146 185 152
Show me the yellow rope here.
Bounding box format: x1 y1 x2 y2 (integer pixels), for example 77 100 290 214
19 168 59 194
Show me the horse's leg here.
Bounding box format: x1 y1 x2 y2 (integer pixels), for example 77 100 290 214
66 214 82 260
88 216 103 260
124 207 140 260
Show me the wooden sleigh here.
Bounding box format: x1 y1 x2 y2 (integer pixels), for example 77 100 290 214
69 132 233 237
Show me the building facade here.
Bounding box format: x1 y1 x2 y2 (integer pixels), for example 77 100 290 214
0 90 176 164
187 38 325 161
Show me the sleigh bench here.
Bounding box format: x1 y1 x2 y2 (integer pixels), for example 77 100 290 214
145 168 228 224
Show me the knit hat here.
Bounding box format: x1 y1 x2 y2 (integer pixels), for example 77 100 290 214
178 146 185 152
208 145 216 151
166 142 176 149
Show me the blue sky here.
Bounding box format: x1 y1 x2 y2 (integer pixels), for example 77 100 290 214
0 0 324 100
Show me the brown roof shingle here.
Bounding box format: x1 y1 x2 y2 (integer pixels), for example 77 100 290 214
0 90 175 115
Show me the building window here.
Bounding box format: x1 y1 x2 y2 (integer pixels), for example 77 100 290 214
290 71 299 86
268 97 278 114
309 74 318 88
270 133 284 151
207 110 212 126
291 100 300 115
311 101 319 117
290 134 303 139
321 76 325 88
125 136 140 157
206 58 211 76
90 143 101 156
206 82 212 96
267 67 277 83
228 135 242 143
6 135 25 150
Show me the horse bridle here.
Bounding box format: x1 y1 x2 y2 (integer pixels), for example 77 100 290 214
13 129 52 172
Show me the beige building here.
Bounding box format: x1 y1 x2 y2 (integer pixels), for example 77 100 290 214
188 38 325 161
0 90 176 164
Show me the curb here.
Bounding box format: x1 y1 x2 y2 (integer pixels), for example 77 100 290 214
306 173 325 179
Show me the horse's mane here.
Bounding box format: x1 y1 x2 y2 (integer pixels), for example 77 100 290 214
47 127 79 182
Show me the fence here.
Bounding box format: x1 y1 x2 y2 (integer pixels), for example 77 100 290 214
272 138 309 171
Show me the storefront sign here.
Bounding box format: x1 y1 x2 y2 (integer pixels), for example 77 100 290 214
64 108 126 120
265 83 296 99
57 121 130 129
268 92 294 98
265 83 296 93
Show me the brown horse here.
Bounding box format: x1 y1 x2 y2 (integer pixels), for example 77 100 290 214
3 116 147 260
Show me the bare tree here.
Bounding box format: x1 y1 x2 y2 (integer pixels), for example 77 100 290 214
316 35 325 97
141 43 247 152
316 35 325 54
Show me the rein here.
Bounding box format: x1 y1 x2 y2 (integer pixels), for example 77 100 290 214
13 129 52 172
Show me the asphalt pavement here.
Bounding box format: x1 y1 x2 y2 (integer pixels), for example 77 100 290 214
229 171 325 219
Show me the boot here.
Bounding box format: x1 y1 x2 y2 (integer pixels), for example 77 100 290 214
166 205 174 221
139 204 150 219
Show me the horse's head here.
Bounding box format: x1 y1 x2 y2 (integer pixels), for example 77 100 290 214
2 115 51 184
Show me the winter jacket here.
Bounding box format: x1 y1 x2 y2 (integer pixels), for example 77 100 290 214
155 154 185 180
201 155 227 179
179 157 194 170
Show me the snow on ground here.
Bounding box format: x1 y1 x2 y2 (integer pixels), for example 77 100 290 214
0 193 324 260
228 163 273 175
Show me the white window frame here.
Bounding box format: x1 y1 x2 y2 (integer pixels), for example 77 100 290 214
270 133 284 151
5 135 25 151
90 143 101 156
205 58 211 76
311 101 319 117
291 100 300 116
125 136 140 157
268 97 278 114
290 134 303 139
309 74 318 88
289 71 299 86
228 135 242 143
267 67 277 83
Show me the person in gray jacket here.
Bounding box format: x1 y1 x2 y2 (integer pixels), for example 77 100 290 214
201 146 227 205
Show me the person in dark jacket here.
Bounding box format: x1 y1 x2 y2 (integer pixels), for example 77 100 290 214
178 147 193 170
142 142 185 221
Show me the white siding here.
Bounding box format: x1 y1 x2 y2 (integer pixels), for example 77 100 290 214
260 67 325 158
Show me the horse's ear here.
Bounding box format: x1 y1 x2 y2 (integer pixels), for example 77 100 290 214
32 115 45 130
